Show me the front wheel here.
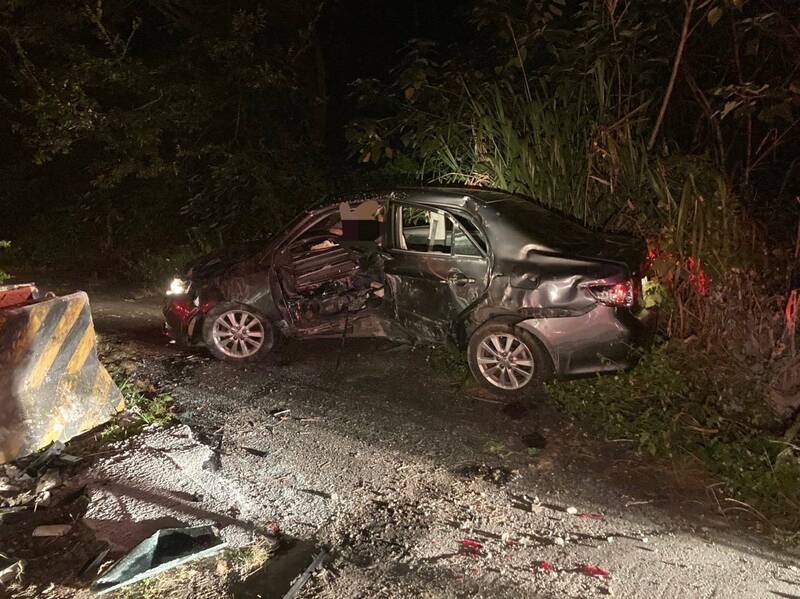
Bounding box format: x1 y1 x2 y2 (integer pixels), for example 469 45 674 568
202 303 275 362
467 322 552 398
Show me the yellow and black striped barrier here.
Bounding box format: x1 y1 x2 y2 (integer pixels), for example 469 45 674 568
0 292 124 463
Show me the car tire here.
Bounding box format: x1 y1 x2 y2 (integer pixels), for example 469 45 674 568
202 303 275 362
467 321 553 398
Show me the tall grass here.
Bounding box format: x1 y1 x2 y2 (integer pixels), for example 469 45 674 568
405 66 748 283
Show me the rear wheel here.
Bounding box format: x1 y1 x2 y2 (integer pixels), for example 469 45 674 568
467 321 552 398
202 303 275 362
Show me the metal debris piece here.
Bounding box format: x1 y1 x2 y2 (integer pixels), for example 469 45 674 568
282 549 329 599
35 469 62 495
241 446 268 458
91 526 226 595
32 524 72 537
25 442 65 476
0 555 25 586
79 546 110 580
55 453 83 466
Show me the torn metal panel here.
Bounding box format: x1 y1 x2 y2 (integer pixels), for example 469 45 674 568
91 526 226 595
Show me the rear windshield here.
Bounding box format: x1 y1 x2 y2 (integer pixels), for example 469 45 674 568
488 198 598 243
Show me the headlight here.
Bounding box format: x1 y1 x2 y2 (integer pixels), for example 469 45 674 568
167 278 190 296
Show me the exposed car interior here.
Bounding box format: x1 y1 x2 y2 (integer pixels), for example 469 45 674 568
395 204 486 257
276 204 385 329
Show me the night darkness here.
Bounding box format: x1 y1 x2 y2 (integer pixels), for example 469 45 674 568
322 0 467 153
1 1 800 595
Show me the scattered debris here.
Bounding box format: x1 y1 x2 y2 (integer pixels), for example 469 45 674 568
32 524 72 537
282 548 330 599
580 564 611 578
91 526 226 595
521 431 547 449
201 430 224 472
55 453 82 466
25 441 65 476
79 546 111 580
460 539 483 555
35 470 62 495
241 446 269 458
535 560 554 572
299 488 334 500
271 409 291 419
565 506 578 515
579 513 605 521
0 555 25 586
457 463 519 486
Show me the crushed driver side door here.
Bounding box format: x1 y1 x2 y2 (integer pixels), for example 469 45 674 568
382 202 489 343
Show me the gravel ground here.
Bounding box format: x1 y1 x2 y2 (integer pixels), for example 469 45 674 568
3 275 800 598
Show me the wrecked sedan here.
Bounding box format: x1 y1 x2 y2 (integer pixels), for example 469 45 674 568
164 188 656 396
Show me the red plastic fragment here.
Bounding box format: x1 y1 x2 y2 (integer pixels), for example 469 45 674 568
536 560 554 572
578 513 605 521
461 539 483 554
580 564 610 578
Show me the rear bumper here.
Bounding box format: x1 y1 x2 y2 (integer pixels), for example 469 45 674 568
517 305 657 377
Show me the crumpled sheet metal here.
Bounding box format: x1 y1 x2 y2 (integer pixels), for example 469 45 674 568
92 526 226 595
0 292 124 463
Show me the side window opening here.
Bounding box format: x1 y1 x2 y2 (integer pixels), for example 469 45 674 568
397 205 452 254
395 204 487 257
452 214 487 256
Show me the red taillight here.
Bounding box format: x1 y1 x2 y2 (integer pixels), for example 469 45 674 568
587 280 634 308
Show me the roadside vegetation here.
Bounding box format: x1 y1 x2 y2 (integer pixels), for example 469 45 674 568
98 345 176 443
98 378 175 443
0 241 10 283
1 1 329 282
347 0 800 534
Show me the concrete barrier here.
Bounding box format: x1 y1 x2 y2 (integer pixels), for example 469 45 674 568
0 291 124 463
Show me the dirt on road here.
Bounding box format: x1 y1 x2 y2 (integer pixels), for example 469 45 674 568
2 275 800 598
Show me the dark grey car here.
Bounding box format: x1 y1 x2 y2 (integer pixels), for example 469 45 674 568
164 187 656 397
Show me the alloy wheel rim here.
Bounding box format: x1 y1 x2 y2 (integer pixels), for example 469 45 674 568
476 333 535 390
212 310 265 358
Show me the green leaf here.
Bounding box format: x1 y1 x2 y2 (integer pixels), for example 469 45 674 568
708 7 723 26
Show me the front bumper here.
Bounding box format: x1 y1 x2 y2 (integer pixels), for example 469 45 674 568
517 305 657 377
164 295 200 345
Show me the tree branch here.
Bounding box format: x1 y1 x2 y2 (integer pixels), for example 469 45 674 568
647 0 696 151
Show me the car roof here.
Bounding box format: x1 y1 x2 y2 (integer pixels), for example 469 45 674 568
332 186 514 209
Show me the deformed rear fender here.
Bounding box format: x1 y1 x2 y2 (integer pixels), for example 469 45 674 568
461 312 559 373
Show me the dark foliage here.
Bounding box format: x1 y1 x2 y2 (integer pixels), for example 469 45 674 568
1 0 328 275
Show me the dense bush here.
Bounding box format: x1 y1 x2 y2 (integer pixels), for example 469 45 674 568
549 337 800 533
0 0 329 275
